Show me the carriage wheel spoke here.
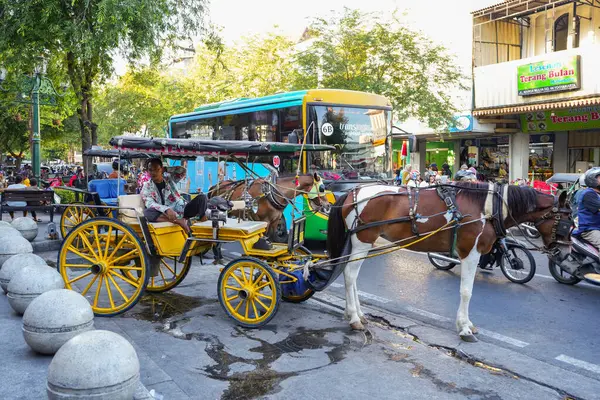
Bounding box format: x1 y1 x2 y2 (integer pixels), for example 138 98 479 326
93 275 104 307
244 299 249 318
226 294 239 302
110 249 138 265
158 264 167 283
161 259 176 275
239 268 248 284
64 263 93 268
251 299 259 319
107 235 131 261
252 271 265 285
78 233 98 260
256 281 272 291
230 273 244 287
103 226 113 259
255 292 273 300
255 297 269 311
109 270 140 288
81 274 99 296
105 276 115 309
107 274 129 302
224 284 241 291
67 271 92 285
93 226 103 256
117 266 143 271
67 246 98 264
234 299 244 312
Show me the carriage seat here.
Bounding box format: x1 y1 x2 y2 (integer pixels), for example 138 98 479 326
89 179 126 207
117 194 176 228
193 218 268 235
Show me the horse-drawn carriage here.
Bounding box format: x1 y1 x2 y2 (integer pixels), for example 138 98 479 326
57 137 336 328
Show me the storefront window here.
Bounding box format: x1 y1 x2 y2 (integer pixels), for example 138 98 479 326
529 134 554 181
460 137 509 181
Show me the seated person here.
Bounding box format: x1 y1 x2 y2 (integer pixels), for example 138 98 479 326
573 168 600 251
140 158 207 233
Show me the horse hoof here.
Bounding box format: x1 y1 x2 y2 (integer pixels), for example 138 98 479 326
350 321 365 331
460 334 478 343
360 315 369 325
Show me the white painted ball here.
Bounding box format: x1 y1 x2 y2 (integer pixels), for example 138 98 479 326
7 265 64 315
0 253 48 293
0 220 13 228
11 217 38 242
22 289 94 355
0 225 22 238
47 330 140 400
0 235 32 267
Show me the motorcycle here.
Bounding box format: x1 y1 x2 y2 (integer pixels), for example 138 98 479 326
427 236 537 284
520 222 541 239
548 236 600 286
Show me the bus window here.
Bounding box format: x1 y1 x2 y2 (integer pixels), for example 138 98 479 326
218 113 252 141
188 118 217 140
252 111 277 142
280 106 302 143
171 121 188 138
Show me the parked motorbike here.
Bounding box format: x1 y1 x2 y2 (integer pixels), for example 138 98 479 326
521 222 541 239
548 236 600 286
427 236 536 284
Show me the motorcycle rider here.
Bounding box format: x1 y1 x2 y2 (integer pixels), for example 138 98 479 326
573 167 600 251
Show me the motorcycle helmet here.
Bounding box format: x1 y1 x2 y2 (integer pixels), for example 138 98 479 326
583 167 600 189
579 173 587 187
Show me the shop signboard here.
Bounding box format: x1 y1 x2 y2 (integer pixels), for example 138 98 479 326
521 107 600 133
448 114 473 133
517 55 580 96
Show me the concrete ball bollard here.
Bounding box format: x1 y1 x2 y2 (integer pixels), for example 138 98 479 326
0 225 22 238
7 265 64 315
0 221 13 228
22 289 94 355
47 330 140 400
0 235 32 267
11 217 38 242
0 253 48 293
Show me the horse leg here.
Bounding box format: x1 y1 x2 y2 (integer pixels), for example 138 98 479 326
343 241 370 331
456 245 481 343
352 264 368 325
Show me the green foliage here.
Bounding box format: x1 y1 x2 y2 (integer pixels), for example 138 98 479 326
0 0 208 170
53 188 75 205
293 8 467 130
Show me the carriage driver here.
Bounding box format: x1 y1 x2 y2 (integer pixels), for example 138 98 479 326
574 167 600 251
140 158 207 233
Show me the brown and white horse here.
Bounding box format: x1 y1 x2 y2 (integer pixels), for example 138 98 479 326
326 182 572 341
208 174 328 240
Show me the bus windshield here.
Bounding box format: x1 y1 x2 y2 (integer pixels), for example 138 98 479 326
307 105 391 179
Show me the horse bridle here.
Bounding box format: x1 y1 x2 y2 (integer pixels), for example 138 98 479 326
533 197 573 248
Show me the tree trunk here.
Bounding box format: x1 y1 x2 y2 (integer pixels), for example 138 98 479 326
88 99 98 146
78 95 93 176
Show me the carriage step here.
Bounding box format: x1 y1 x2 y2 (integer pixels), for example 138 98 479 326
583 273 600 286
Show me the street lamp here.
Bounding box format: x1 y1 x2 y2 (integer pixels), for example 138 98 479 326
0 57 67 182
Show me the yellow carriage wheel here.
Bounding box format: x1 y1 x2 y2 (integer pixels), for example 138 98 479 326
122 256 192 293
60 203 95 239
280 246 316 303
58 218 149 316
218 257 281 328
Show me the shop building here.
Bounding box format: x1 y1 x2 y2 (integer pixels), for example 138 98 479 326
471 0 600 181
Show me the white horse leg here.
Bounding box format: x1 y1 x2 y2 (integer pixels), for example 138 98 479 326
456 224 486 342
343 241 370 330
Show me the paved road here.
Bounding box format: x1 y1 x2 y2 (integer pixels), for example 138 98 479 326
320 244 600 381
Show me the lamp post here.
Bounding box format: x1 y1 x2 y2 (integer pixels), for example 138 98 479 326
0 57 66 182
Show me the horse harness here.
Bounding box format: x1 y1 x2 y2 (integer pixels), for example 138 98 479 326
348 183 510 255
533 196 572 246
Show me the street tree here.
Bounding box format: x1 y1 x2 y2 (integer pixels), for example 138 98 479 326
293 8 467 130
0 0 208 171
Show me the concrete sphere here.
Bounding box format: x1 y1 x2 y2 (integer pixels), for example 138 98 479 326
47 330 140 400
0 225 22 238
0 253 48 293
23 289 94 355
0 235 32 267
0 221 13 228
11 217 38 242
7 265 64 315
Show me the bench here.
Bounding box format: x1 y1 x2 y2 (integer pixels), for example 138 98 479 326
0 190 56 221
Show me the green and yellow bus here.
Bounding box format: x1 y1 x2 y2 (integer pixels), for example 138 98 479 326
169 89 393 242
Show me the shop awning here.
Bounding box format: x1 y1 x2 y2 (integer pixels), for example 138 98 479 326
473 96 600 117
472 0 577 26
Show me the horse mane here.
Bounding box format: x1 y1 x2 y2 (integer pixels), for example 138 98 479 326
507 185 540 216
452 181 490 209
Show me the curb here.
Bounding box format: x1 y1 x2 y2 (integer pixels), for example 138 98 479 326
32 239 62 253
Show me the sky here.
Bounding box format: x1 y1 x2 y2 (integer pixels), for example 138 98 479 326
209 0 498 78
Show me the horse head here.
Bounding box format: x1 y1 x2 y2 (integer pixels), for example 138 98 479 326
523 188 572 260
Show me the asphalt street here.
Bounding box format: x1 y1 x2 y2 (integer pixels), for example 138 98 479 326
319 243 600 381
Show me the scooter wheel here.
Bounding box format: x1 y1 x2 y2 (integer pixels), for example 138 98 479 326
499 244 536 284
427 253 456 270
548 260 581 285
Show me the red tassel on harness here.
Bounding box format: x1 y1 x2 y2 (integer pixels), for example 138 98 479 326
295 175 299 187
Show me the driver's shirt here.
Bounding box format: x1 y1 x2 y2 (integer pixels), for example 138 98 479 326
141 177 186 217
576 188 600 233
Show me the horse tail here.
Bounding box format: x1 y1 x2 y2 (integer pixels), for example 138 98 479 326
327 192 349 261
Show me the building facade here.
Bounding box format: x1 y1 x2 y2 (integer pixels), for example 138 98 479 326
471 0 600 181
